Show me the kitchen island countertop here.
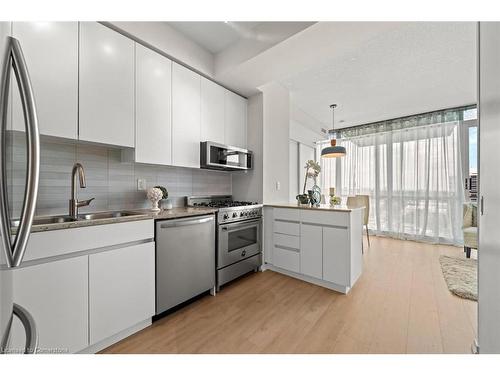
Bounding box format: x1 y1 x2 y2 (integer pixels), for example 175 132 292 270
264 203 364 212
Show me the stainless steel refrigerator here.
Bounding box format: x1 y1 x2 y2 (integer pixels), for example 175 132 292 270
0 24 40 354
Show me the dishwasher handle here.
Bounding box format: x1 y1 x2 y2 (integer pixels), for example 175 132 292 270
159 215 214 229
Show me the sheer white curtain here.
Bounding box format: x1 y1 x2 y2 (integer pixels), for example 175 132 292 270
318 119 464 245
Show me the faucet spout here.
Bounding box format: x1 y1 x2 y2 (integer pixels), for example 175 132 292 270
69 163 94 218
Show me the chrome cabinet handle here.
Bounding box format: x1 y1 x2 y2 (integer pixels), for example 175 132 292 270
0 36 40 268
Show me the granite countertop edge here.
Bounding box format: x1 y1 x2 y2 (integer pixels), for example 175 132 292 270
264 203 365 212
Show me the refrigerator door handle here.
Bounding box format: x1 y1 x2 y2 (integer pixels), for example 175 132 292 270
12 303 38 354
0 304 38 354
0 36 40 268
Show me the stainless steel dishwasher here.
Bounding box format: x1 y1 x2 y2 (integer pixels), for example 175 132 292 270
155 214 215 315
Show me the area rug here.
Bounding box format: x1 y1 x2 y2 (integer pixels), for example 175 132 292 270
439 255 477 301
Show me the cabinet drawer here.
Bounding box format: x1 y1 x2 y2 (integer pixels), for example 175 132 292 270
273 245 300 273
273 208 300 222
273 220 300 236
300 210 349 228
274 233 300 250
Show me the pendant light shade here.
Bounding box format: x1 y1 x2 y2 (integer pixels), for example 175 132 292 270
321 141 347 158
321 104 346 158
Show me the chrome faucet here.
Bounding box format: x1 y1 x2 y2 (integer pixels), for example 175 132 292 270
69 163 94 219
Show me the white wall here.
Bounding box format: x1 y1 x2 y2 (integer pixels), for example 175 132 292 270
290 120 323 147
232 93 264 203
289 140 299 202
107 22 215 77
261 82 290 204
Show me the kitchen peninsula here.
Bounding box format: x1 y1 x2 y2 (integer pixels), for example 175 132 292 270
263 204 364 294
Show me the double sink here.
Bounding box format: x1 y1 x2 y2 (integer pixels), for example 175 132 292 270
11 210 144 228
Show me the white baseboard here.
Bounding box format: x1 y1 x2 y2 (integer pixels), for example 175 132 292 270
78 318 152 354
266 264 350 294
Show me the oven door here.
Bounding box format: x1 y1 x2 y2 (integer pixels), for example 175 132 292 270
218 218 261 268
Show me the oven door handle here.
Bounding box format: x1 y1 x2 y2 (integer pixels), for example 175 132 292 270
220 219 261 232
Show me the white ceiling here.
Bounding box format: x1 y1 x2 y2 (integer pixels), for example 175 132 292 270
167 21 314 55
282 22 477 130
168 22 262 53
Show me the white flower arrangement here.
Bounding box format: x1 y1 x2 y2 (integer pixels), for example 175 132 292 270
147 187 163 212
302 160 321 194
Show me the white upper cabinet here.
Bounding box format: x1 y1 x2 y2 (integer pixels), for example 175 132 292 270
224 90 247 149
135 43 172 165
79 22 135 147
12 22 78 139
201 77 225 144
172 62 201 168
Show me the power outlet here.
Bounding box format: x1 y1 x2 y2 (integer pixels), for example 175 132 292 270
137 178 147 191
276 181 281 191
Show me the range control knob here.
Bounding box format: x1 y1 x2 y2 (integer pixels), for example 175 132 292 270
223 214 229 220
233 212 238 218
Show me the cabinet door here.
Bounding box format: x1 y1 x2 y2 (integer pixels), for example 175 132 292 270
224 90 247 149
135 43 172 165
79 22 135 147
172 62 201 168
12 22 78 139
322 227 349 286
300 224 323 279
201 77 225 144
89 242 155 345
11 256 88 353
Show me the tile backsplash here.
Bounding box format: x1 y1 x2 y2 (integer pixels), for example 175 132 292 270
8 134 232 217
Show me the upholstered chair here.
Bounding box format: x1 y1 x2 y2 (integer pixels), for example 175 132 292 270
463 203 478 258
347 195 370 251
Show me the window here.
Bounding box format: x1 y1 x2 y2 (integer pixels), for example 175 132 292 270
317 106 473 245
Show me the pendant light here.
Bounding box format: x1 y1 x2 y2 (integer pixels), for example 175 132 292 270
321 104 346 158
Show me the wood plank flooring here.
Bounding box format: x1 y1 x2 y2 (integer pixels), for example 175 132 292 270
101 236 477 354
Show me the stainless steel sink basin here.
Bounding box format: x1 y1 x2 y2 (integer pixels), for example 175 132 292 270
11 211 144 228
11 216 77 228
77 211 143 221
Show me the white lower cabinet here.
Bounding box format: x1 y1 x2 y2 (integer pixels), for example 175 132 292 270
300 224 323 279
273 245 300 273
268 207 363 293
12 256 89 354
89 242 155 345
322 226 349 286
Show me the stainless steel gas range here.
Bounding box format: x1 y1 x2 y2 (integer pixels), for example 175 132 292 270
186 195 262 290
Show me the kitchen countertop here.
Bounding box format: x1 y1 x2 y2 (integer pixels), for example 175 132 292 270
265 203 364 212
13 207 219 234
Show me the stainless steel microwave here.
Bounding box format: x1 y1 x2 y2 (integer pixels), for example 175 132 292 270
200 141 253 171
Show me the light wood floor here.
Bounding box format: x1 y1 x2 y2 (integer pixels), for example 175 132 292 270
101 236 477 354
